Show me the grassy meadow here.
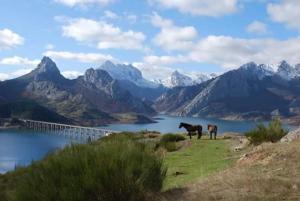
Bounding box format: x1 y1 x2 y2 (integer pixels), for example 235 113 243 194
163 137 235 190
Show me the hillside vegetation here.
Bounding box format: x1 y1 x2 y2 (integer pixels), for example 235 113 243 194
1 125 299 201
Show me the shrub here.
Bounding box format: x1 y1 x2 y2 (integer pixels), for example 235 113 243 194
162 142 178 152
14 136 166 201
158 134 185 152
160 134 185 143
245 118 288 145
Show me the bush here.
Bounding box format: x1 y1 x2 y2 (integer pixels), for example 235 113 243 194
14 136 166 201
245 118 288 145
158 134 185 152
162 142 178 152
160 134 185 143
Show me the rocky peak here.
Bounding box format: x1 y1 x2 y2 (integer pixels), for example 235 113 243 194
84 68 113 86
240 62 257 70
98 61 158 88
170 70 193 87
37 57 60 74
276 60 297 80
239 62 274 80
18 57 64 82
295 64 300 74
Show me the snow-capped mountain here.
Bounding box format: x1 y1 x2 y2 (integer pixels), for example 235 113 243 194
240 62 275 80
236 60 300 80
98 61 158 88
164 71 193 87
159 71 215 88
192 73 217 85
276 60 300 80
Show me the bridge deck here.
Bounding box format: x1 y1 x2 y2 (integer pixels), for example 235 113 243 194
20 119 119 141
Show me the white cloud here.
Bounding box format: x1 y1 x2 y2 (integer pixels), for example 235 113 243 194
268 0 300 31
54 0 114 7
246 21 268 34
0 29 24 50
45 44 55 50
144 55 187 66
189 35 300 68
44 50 114 63
61 18 146 50
62 71 83 79
141 35 300 75
126 13 137 24
0 68 33 81
151 13 198 51
10 68 33 77
133 62 174 80
103 10 119 19
0 73 9 81
0 56 39 66
149 0 238 17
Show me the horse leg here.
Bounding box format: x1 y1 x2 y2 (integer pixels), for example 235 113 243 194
214 131 217 140
209 132 212 140
197 130 202 139
188 132 192 140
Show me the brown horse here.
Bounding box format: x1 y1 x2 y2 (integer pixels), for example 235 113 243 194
208 124 218 140
179 122 202 140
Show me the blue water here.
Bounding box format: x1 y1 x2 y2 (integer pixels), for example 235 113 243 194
0 129 81 174
102 115 267 134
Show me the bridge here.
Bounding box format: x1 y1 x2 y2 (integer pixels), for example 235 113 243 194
21 119 118 141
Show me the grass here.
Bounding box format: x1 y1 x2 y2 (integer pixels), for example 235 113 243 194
163 137 235 190
165 141 300 201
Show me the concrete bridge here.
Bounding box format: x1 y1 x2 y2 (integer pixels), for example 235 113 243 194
21 119 118 141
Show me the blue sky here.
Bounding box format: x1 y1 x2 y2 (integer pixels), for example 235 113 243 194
1 0 300 80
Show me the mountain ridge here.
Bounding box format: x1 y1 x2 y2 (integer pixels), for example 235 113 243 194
155 61 300 122
0 57 156 126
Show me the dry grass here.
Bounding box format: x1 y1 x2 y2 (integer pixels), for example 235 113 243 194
164 141 300 201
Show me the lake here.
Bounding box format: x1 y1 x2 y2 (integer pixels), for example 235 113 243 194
0 129 81 174
102 115 266 134
0 115 286 174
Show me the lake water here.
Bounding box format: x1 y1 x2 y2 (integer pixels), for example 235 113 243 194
102 115 266 134
0 115 290 174
0 129 81 174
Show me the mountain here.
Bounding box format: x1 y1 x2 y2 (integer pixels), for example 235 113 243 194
98 61 166 101
158 70 214 88
0 57 155 126
0 100 70 123
98 61 158 88
155 61 300 121
276 60 300 80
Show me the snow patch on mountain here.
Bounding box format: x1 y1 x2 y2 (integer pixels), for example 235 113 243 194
156 70 216 88
98 61 159 88
276 60 300 80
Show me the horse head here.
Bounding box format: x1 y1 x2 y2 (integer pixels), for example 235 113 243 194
179 122 184 128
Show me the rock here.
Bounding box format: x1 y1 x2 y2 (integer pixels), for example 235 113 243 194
280 128 300 142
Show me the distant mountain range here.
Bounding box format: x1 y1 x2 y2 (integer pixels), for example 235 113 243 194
1 57 300 125
155 61 300 123
154 70 217 88
0 57 158 125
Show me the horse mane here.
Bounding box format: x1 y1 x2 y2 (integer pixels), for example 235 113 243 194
180 122 192 127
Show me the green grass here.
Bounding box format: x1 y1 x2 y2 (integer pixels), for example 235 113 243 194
163 138 235 190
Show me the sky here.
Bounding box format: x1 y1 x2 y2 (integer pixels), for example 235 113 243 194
1 0 300 81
